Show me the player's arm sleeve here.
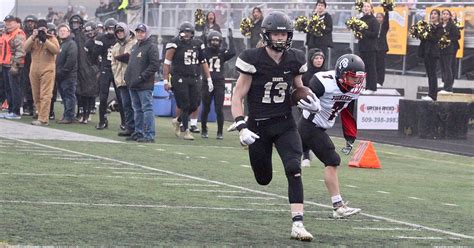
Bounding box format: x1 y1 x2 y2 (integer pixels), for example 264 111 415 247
165 38 178 51
235 50 256 75
341 101 357 143
198 42 207 64
307 75 325 98
223 36 236 61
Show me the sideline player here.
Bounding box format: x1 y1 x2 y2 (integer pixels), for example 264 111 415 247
298 54 364 219
232 11 319 241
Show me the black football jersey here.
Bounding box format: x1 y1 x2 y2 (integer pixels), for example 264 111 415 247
205 39 236 81
94 33 117 69
166 37 207 77
235 47 307 119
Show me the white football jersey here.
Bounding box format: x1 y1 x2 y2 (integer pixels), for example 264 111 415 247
302 71 361 129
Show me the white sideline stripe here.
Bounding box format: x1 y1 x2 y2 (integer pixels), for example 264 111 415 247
94 167 144 171
152 143 235 150
219 161 229 163
249 203 291 206
155 149 166 152
188 189 245 193
100 162 120 166
174 152 185 155
240 165 251 168
346 185 358 188
74 161 95 164
354 227 419 231
53 157 99 161
442 203 459 207
408 197 424 200
162 183 219 187
217 195 276 200
5 138 474 240
318 179 324 182
0 200 294 213
396 236 443 240
377 191 391 194
198 156 207 159
16 149 61 153
0 172 187 181
314 218 380 222
112 172 166 175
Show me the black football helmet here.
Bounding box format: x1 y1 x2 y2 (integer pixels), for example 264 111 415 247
84 21 97 37
207 30 222 48
47 22 56 35
178 21 195 40
335 54 366 91
260 11 294 52
104 18 118 30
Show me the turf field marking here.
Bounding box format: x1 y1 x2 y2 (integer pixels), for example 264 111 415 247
174 152 185 155
408 197 424 200
5 138 474 240
346 185 358 188
0 172 188 181
16 150 61 153
353 227 419 231
249 203 291 206
112 172 166 176
372 149 473 167
155 149 166 152
52 157 99 161
94 167 144 171
240 165 251 168
162 183 220 187
318 179 324 182
217 195 276 200
198 156 207 159
188 189 245 193
314 218 380 222
396 236 443 240
219 160 229 163
441 203 458 207
153 143 235 149
74 161 95 164
377 191 391 194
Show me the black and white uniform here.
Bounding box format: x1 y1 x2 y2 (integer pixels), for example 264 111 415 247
298 71 360 166
166 36 206 130
236 47 307 204
201 38 236 135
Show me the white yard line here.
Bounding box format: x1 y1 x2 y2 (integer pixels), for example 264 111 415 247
408 197 424 201
314 218 380 222
162 183 220 187
395 236 443 240
112 172 166 175
376 191 391 194
217 195 276 200
0 172 188 181
346 185 359 188
4 137 473 240
240 165 251 168
354 227 419 231
441 203 459 207
94 167 144 171
188 189 245 193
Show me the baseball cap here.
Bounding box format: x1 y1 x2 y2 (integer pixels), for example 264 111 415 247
4 15 16 22
135 23 147 32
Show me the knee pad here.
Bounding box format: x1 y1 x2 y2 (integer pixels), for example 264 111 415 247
285 158 302 177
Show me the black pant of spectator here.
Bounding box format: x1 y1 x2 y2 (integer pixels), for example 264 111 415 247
424 55 439 101
360 51 378 91
98 68 124 125
451 53 458 80
440 53 454 92
21 66 34 114
201 80 225 135
376 51 387 86
50 80 57 117
79 95 95 122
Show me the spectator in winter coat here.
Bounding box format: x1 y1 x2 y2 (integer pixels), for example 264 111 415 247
24 19 60 125
124 23 160 143
55 24 78 124
111 22 137 137
375 10 389 87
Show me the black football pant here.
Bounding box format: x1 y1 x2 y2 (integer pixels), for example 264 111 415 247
172 76 200 130
201 79 225 135
98 68 124 124
247 115 304 204
376 50 387 86
360 51 378 91
424 56 439 101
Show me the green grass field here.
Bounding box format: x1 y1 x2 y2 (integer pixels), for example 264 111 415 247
0 109 473 246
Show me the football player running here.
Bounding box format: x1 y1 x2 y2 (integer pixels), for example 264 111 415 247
232 11 318 242
163 22 212 140
298 54 364 219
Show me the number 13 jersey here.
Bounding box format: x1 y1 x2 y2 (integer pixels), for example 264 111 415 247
235 47 307 119
302 71 361 129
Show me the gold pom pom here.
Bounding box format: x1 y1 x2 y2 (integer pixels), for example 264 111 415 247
381 0 395 12
307 14 326 36
355 0 365 13
409 20 432 40
345 17 368 39
294 16 309 33
194 9 206 28
240 17 254 37
439 34 451 49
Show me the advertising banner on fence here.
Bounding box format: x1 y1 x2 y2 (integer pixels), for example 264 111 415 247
357 96 403 130
374 6 409 55
425 7 466 58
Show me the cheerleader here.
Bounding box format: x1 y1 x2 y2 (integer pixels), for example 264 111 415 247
439 9 460 94
375 10 389 87
359 2 379 94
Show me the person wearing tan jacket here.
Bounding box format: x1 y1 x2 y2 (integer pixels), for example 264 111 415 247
111 22 137 137
24 19 60 125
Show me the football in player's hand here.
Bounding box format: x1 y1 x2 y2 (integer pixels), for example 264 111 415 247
291 86 312 105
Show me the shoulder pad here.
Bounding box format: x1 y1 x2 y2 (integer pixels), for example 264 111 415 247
235 48 259 74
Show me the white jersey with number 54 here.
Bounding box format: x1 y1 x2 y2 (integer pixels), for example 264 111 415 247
302 71 360 129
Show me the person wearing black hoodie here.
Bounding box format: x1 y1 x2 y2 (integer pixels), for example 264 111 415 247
249 7 263 48
124 23 160 143
94 18 124 130
359 2 379 94
55 24 78 124
439 9 460 94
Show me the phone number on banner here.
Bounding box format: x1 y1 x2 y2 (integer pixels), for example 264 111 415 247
361 117 398 123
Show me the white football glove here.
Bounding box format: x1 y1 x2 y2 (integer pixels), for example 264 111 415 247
239 128 260 146
227 116 248 132
341 140 354 155
207 78 214 92
297 93 320 113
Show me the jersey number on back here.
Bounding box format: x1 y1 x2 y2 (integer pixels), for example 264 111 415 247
262 82 288 104
184 51 198 65
208 57 221 72
329 101 346 121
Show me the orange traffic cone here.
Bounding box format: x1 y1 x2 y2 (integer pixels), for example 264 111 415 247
348 140 381 169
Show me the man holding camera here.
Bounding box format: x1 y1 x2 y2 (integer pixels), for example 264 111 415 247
24 19 60 125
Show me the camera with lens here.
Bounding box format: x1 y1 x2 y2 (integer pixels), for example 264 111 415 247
37 29 47 42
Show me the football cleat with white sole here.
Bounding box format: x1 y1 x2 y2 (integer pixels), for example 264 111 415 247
172 118 181 137
301 159 311 167
290 222 313 242
332 202 361 219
